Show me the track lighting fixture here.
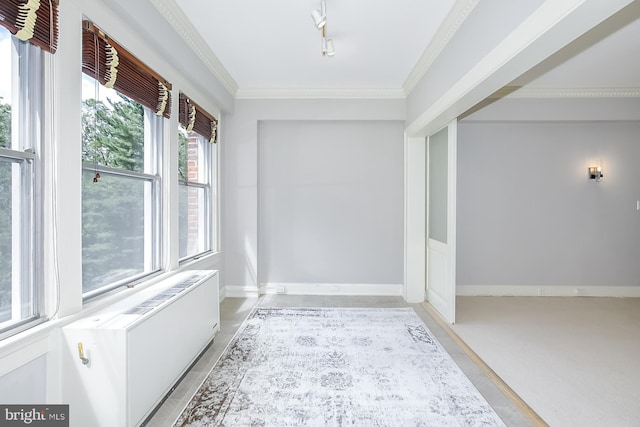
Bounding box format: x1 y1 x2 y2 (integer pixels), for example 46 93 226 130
312 1 335 57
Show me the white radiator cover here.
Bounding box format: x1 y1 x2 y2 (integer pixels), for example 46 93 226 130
61 270 219 427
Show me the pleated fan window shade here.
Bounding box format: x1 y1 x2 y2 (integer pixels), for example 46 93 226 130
82 20 172 118
178 92 218 143
0 0 59 53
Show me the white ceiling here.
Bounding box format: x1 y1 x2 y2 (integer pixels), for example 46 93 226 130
168 0 640 96
174 0 457 90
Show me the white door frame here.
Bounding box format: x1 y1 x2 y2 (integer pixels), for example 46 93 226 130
426 120 457 324
403 135 427 303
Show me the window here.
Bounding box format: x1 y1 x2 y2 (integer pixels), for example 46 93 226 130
0 0 57 338
178 130 214 259
177 93 218 260
81 21 172 298
0 0 58 337
0 27 43 337
80 87 162 296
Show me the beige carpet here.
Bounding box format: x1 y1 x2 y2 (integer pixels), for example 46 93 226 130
452 296 640 427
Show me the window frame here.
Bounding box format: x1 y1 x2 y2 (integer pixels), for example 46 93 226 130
178 129 215 262
0 32 45 339
81 97 165 300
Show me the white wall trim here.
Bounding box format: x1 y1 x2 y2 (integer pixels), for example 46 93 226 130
219 286 227 303
447 120 458 323
225 285 261 298
403 0 480 95
491 86 640 99
458 285 640 298
235 88 406 100
0 337 48 377
260 283 403 296
149 0 239 97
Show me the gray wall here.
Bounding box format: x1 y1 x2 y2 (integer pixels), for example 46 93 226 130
223 98 405 292
457 120 640 287
258 120 404 285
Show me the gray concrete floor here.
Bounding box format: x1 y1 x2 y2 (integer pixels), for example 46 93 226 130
145 295 532 426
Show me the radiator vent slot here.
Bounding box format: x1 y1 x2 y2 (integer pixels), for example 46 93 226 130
121 272 209 317
124 276 201 315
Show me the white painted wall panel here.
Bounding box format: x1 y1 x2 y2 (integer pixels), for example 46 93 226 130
0 356 46 403
258 120 404 285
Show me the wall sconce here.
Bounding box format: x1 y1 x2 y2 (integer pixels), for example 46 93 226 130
588 161 603 182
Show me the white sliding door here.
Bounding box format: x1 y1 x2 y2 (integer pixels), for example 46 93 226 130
426 120 457 324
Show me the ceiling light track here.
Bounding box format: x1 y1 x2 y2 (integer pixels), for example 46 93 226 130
311 0 335 57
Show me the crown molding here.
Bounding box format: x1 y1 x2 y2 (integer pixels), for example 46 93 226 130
235 86 640 101
149 0 239 97
235 88 407 100
491 86 640 99
403 0 479 96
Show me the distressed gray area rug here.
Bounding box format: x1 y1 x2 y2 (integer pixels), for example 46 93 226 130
175 307 506 426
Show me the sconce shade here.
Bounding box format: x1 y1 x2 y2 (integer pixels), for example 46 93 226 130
588 166 603 181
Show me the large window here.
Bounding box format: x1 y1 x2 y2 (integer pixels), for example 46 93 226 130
81 83 162 295
0 26 43 336
81 21 171 298
178 129 214 259
177 93 218 260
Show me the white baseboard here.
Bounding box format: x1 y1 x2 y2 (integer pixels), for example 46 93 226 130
224 285 261 298
457 285 640 298
219 286 227 302
260 283 403 296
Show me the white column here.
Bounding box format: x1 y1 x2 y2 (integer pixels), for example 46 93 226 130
404 135 426 303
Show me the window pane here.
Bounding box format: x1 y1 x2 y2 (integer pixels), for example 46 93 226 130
179 128 210 183
0 158 35 331
178 184 208 259
0 161 13 322
428 127 448 243
82 170 149 293
178 127 212 260
0 27 12 148
82 74 146 173
178 127 189 182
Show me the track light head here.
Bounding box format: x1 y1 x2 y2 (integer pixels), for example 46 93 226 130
311 10 326 28
321 36 335 57
325 39 335 57
311 1 327 29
